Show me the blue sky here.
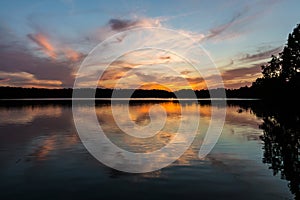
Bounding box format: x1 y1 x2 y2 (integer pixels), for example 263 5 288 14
0 0 300 89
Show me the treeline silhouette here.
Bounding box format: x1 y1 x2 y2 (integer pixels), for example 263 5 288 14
0 86 255 99
251 23 300 99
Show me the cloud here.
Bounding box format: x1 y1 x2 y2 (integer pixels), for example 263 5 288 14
159 56 171 60
0 71 62 88
0 48 76 87
62 47 82 61
202 1 281 42
139 83 173 91
221 65 261 80
134 72 157 82
100 67 132 81
219 59 234 69
0 20 88 88
223 80 255 89
219 65 262 88
186 76 205 84
108 18 162 31
163 9 246 44
27 32 83 61
98 60 142 82
0 25 80 88
206 12 244 40
180 70 193 75
239 46 282 62
28 33 57 59
98 60 208 90
214 45 283 88
84 17 164 47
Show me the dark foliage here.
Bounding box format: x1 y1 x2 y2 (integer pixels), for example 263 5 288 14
252 24 300 99
251 102 300 199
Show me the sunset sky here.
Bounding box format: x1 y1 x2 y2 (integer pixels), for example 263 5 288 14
0 0 300 90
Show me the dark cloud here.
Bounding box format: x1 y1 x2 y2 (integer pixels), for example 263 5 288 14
108 19 136 31
239 46 282 62
108 18 161 31
0 49 76 87
159 56 171 60
221 65 261 80
201 65 262 89
186 77 204 84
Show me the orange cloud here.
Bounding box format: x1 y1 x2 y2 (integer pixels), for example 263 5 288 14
139 83 173 92
186 77 207 90
28 33 56 59
28 33 82 62
62 47 81 61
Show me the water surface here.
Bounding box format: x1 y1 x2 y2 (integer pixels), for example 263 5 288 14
0 100 296 199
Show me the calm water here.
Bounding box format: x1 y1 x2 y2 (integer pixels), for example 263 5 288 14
0 100 298 199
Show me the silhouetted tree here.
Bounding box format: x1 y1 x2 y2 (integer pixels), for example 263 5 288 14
281 24 300 82
253 23 300 98
261 55 282 79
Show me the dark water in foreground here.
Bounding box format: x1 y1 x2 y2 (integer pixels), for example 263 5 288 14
0 100 299 199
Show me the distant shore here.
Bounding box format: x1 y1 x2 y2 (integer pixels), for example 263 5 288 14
0 86 256 99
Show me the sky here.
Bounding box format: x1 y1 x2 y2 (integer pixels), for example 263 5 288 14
0 0 300 90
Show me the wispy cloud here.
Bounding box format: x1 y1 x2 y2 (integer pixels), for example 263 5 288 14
205 12 244 40
28 33 57 59
200 0 281 42
238 46 282 62
27 32 82 61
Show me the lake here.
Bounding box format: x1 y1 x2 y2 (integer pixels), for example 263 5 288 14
0 100 298 199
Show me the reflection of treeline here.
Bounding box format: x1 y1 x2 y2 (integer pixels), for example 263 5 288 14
0 86 256 99
235 101 300 199
260 113 300 199
259 105 300 199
